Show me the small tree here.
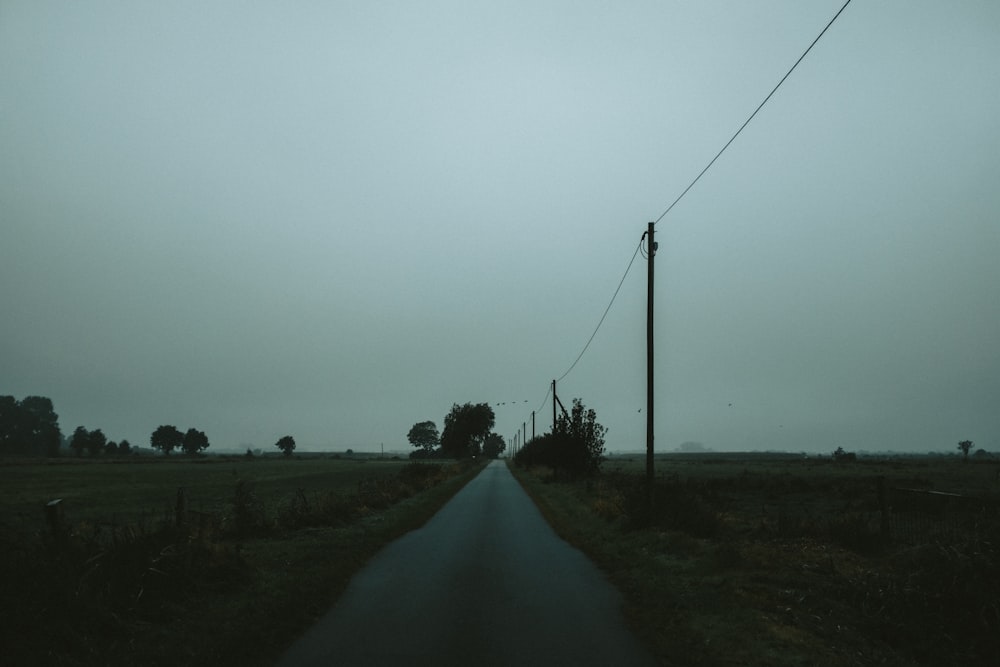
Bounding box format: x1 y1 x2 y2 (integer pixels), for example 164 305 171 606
70 426 89 457
957 439 975 462
407 421 439 456
86 429 107 457
553 398 607 476
104 440 119 456
275 435 296 457
151 425 183 455
516 398 606 477
182 428 210 455
118 439 132 456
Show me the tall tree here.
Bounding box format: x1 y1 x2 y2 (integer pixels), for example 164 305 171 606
0 395 62 456
275 435 296 457
440 403 495 458
482 432 506 459
70 426 89 458
19 396 62 456
151 425 183 455
407 421 440 455
181 428 210 455
86 428 107 457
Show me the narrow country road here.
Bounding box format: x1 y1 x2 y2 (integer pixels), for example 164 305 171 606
276 460 657 666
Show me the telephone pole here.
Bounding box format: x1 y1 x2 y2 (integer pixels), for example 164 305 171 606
552 379 557 432
646 222 656 509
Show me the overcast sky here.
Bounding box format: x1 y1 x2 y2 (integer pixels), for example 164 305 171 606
2 1 998 455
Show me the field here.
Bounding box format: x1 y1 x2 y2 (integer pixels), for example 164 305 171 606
0 454 416 532
511 453 1000 667
0 454 484 666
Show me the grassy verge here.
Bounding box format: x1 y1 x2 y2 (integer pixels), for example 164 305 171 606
1 457 486 666
509 458 1000 667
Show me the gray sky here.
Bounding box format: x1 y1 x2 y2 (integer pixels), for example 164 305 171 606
2 1 998 454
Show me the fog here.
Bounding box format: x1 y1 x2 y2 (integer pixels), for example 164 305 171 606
2 1 998 454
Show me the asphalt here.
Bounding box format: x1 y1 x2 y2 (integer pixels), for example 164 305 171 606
275 460 657 666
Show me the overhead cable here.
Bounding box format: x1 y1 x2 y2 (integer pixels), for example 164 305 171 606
555 237 644 383
653 0 853 225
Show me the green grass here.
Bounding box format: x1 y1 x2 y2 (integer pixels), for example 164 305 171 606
0 455 486 666
510 455 1000 667
0 455 414 531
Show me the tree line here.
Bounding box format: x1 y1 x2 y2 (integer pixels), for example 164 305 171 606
407 402 505 460
406 396 608 476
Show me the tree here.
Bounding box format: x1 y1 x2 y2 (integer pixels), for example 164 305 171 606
958 439 975 462
118 439 132 456
105 440 119 456
151 425 183 455
482 432 506 459
555 398 606 475
275 435 296 457
516 398 606 478
440 403 495 458
182 428 210 455
70 426 89 458
0 395 62 456
407 421 439 455
86 428 107 457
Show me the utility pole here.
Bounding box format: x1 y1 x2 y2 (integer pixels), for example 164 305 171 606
531 410 535 440
646 222 656 511
552 379 557 432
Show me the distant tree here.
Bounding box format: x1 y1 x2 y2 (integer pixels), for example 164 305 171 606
86 429 107 457
482 432 506 459
151 425 184 455
514 398 606 478
70 426 89 457
407 421 439 455
833 446 857 462
958 440 975 462
554 398 606 476
0 396 17 453
440 403 495 458
181 428 210 455
0 395 62 456
275 435 296 457
118 439 132 456
105 440 119 456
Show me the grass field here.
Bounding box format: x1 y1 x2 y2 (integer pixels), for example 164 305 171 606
0 454 484 666
510 453 1000 667
0 454 415 533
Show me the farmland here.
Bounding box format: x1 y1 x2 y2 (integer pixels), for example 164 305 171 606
0 454 484 666
511 453 1000 666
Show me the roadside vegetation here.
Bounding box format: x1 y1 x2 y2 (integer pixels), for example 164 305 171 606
510 452 1000 666
1 455 485 666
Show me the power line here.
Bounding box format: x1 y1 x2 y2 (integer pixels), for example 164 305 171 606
556 237 644 383
653 0 853 226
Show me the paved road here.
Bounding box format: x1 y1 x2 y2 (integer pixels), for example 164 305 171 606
276 460 656 666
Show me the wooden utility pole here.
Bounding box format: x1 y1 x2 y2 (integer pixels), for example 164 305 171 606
531 410 535 440
552 379 557 432
646 222 656 509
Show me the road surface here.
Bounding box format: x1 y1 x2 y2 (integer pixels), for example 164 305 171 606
276 460 656 666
